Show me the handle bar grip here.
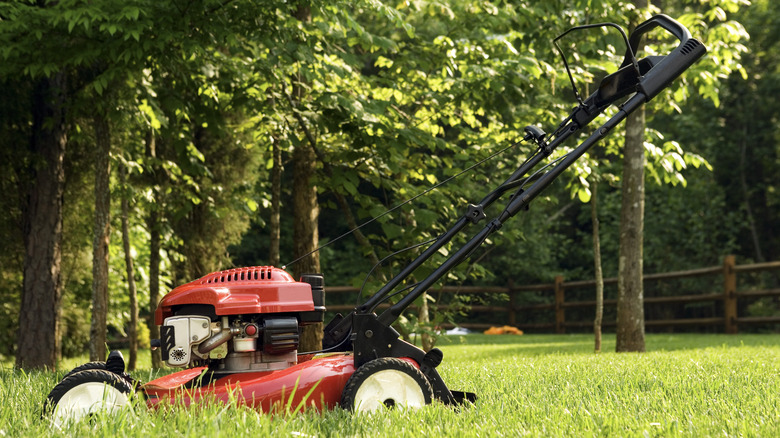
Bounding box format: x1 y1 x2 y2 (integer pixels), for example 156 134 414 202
621 14 707 101
627 14 692 55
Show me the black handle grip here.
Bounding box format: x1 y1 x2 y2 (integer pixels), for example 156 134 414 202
620 14 707 101
623 14 692 62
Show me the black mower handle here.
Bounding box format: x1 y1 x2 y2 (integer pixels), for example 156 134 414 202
568 14 706 127
625 14 692 56
622 14 707 101
324 14 707 363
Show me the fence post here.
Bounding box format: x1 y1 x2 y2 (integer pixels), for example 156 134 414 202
555 275 565 334
723 255 738 334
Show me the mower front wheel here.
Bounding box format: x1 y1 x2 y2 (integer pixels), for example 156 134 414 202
44 369 133 428
340 357 433 412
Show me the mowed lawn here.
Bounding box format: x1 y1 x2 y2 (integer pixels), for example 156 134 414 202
1 333 778 437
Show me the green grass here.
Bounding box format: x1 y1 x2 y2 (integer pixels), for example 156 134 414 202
1 334 778 437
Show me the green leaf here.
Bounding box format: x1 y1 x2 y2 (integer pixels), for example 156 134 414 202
577 187 591 203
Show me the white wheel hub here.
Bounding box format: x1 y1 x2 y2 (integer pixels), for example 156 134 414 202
51 382 129 427
353 369 427 412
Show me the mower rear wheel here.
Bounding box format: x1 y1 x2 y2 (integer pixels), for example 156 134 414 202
62 361 107 379
340 357 433 412
61 352 137 386
45 369 133 428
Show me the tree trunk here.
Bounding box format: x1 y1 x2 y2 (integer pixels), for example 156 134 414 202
120 164 139 371
616 2 648 353
148 206 163 368
292 141 322 352
146 131 163 368
739 130 764 263
591 181 603 353
289 3 322 353
16 74 67 370
616 104 646 353
89 113 111 362
269 138 282 267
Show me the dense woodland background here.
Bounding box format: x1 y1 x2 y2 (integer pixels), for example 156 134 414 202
1 0 777 369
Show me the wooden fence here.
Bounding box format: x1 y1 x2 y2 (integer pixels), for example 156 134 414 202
326 256 780 334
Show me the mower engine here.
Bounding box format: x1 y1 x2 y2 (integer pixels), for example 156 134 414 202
153 267 325 372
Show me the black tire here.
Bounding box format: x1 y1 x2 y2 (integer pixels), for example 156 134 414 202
44 369 133 427
62 359 140 389
340 357 433 412
62 361 107 380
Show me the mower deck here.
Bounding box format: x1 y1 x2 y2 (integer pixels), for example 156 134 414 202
143 353 357 412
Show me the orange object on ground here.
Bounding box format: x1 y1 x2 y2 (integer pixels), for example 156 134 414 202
483 325 524 335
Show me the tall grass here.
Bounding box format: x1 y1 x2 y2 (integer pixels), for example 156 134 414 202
1 334 778 437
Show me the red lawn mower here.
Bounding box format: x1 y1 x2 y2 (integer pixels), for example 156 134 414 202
44 15 705 426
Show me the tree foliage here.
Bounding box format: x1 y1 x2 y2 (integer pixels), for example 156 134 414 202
0 0 772 366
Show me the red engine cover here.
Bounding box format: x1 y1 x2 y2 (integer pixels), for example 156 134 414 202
155 266 315 325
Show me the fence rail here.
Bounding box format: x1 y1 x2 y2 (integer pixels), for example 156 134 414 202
326 256 780 333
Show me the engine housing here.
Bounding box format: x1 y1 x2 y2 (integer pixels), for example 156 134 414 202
154 267 325 372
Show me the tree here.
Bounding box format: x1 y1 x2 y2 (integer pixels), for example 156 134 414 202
591 181 604 352
292 139 323 351
118 162 140 370
1 0 760 367
89 112 112 361
707 0 780 263
616 102 648 352
289 1 322 354
0 78 30 359
269 139 282 268
16 74 68 369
